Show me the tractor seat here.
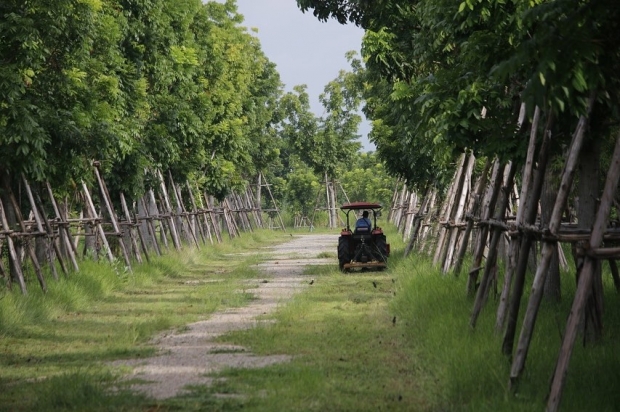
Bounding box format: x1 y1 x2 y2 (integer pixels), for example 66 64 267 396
353 227 373 241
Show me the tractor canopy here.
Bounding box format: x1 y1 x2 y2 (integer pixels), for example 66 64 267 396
340 202 382 211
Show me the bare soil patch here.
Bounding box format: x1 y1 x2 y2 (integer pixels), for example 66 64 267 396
110 234 337 399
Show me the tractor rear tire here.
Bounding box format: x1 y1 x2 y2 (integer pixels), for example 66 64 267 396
375 235 388 263
338 236 350 272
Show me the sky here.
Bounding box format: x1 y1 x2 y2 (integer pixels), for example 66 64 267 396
232 0 375 151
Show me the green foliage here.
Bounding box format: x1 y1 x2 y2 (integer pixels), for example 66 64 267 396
339 152 395 206
299 0 620 193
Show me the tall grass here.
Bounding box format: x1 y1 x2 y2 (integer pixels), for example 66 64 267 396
391 243 620 411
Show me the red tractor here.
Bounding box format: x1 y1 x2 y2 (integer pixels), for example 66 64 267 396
337 202 390 272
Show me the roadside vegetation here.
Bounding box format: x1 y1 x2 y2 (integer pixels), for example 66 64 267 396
2 225 620 411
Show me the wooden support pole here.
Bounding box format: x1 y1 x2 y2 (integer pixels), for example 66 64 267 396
119 193 144 264
467 159 503 295
546 128 620 412
33 188 69 276
168 172 199 248
470 162 517 327
22 175 59 280
157 170 181 250
46 182 79 271
93 167 132 270
4 179 47 292
509 108 592 384
404 187 432 257
185 181 207 245
434 153 467 266
148 190 169 251
81 182 115 263
443 152 475 273
204 194 223 243
0 197 27 294
497 111 554 333
454 158 492 276
140 195 162 256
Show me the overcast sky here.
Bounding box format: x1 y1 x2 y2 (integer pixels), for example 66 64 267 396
232 0 374 151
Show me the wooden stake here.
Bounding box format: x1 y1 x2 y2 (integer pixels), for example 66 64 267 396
93 167 132 270
204 194 223 243
0 197 28 294
470 162 517 327
547 128 620 412
5 179 47 292
467 159 503 294
148 190 169 251
21 175 59 280
140 195 162 256
119 193 144 264
32 188 69 276
443 152 475 273
509 109 591 383
46 182 79 271
497 110 554 333
454 158 492 276
433 154 467 266
157 170 181 250
185 181 207 245
81 182 115 263
168 172 199 248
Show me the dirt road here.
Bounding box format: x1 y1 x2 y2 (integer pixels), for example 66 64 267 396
111 234 337 399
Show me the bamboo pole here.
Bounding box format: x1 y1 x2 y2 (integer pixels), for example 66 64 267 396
185 181 207 245
497 110 553 332
443 152 475 273
0 197 27 294
33 188 69 275
404 187 432 257
434 153 467 266
119 193 144 264
204 194 223 243
22 175 59 280
93 166 132 270
148 190 169 251
46 182 79 271
157 170 181 250
454 158 492 276
81 182 115 263
169 172 199 248
140 195 162 256
470 162 517 327
467 159 503 295
5 180 47 292
546 129 620 412
507 109 590 378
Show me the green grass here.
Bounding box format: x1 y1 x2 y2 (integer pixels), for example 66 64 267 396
0 229 285 411
2 225 620 411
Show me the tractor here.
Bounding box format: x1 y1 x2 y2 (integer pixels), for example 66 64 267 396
337 202 390 272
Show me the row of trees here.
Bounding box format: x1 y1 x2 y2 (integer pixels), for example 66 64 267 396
297 0 620 409
0 0 394 224
298 0 620 199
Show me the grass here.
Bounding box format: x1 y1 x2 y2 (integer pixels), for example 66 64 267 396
2 224 620 411
0 229 284 411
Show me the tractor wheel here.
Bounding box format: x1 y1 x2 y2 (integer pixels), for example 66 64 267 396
375 235 388 263
338 236 350 272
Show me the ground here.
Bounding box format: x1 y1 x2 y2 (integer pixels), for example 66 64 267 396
110 234 337 399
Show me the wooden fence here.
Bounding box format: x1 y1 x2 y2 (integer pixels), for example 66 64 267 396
390 116 620 410
0 165 278 296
